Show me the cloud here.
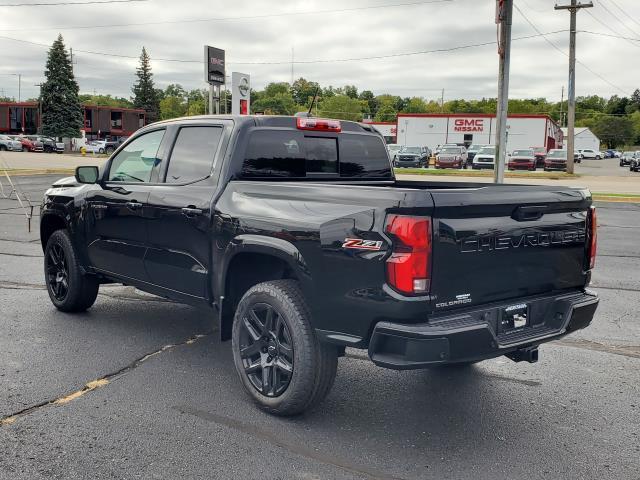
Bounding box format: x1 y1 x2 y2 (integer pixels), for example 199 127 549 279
0 0 636 101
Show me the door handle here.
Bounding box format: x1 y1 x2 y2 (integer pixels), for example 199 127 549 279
182 207 203 217
126 201 143 211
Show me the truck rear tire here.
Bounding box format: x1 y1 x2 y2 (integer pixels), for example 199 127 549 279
231 279 338 416
44 229 99 312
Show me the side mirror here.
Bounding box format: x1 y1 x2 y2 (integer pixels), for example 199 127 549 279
75 166 100 184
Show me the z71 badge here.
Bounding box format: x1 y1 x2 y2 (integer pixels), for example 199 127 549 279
342 238 384 251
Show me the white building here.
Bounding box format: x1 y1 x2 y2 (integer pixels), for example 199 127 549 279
396 114 563 152
367 122 397 144
561 127 600 151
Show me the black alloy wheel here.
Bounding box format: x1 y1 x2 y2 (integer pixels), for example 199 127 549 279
238 302 294 397
46 243 69 301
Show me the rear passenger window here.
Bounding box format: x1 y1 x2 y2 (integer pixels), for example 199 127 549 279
339 135 392 178
165 126 222 183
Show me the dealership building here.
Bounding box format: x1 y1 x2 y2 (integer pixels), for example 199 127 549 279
0 101 145 139
394 113 563 152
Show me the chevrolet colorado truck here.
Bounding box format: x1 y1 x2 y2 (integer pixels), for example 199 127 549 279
40 115 599 416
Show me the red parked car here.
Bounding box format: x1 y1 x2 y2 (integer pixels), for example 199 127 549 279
531 146 547 168
508 149 536 171
13 136 43 152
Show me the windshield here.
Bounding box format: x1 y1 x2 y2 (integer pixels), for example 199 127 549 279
512 150 533 156
623 151 634 155
547 150 566 159
387 145 401 152
400 147 421 154
441 147 461 154
532 147 546 154
478 147 495 155
468 144 483 151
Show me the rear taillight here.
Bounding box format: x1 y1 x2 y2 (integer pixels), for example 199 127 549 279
587 206 597 269
296 117 341 132
385 215 432 295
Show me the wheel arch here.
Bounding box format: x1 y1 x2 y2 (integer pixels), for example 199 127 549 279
40 212 68 251
218 235 311 341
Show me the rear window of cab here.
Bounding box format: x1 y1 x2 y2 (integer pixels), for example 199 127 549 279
241 129 392 179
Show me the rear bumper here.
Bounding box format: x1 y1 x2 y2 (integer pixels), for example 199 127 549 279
368 290 599 370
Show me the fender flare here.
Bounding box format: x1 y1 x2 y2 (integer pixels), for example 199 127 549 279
218 234 311 301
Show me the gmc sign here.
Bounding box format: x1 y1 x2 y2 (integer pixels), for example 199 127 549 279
454 118 484 132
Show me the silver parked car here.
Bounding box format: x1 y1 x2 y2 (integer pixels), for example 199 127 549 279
0 134 23 152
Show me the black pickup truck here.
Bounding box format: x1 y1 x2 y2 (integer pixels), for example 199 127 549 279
40 115 599 415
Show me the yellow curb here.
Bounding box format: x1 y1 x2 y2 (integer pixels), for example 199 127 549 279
592 195 640 203
1 169 75 176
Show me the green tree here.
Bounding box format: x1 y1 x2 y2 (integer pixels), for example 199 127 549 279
79 94 133 108
318 95 366 121
160 95 187 120
291 78 320 106
590 115 634 148
40 34 83 138
344 85 358 99
374 104 397 122
359 90 378 116
402 97 428 113
132 47 160 123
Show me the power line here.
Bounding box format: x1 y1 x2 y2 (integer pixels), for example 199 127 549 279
0 0 146 6
607 0 640 28
0 0 453 32
0 30 570 65
514 4 630 95
581 29 640 43
595 0 640 40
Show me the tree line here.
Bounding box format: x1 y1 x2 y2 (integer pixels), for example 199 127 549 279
32 36 640 148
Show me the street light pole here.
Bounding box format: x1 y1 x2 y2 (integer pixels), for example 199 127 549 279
494 0 513 184
555 0 593 173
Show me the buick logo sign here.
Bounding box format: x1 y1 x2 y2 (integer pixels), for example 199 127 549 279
238 77 249 97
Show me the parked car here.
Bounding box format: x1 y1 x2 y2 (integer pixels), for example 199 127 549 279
472 145 496 169
434 143 458 157
579 149 603 160
543 149 570 172
604 150 617 159
0 134 23 151
630 157 640 172
11 135 44 153
620 151 636 167
386 144 402 162
40 114 599 416
508 149 536 171
84 140 108 154
25 136 64 153
466 144 486 162
394 146 431 168
530 146 547 168
435 146 468 169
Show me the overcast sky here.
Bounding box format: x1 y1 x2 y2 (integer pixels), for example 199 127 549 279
0 0 638 103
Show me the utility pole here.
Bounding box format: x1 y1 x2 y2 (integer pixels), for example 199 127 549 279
560 85 565 128
555 0 593 174
440 88 445 113
494 0 513 184
291 46 294 86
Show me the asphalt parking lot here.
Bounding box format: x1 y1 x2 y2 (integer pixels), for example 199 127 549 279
0 175 639 480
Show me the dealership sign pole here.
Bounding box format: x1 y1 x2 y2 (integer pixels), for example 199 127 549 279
204 46 225 115
494 0 513 184
231 72 251 115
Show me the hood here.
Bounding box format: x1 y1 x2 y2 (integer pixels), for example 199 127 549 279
510 156 534 161
438 154 460 160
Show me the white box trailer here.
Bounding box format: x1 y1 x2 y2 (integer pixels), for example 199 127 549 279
396 114 563 152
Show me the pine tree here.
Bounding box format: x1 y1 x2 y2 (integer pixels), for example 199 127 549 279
132 47 160 123
40 34 83 138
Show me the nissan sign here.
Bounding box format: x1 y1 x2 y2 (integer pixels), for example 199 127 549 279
204 45 225 85
232 72 251 115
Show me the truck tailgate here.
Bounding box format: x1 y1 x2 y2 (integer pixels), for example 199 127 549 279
429 186 591 312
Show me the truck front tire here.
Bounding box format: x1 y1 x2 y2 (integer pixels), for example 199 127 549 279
231 279 338 416
44 230 99 312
